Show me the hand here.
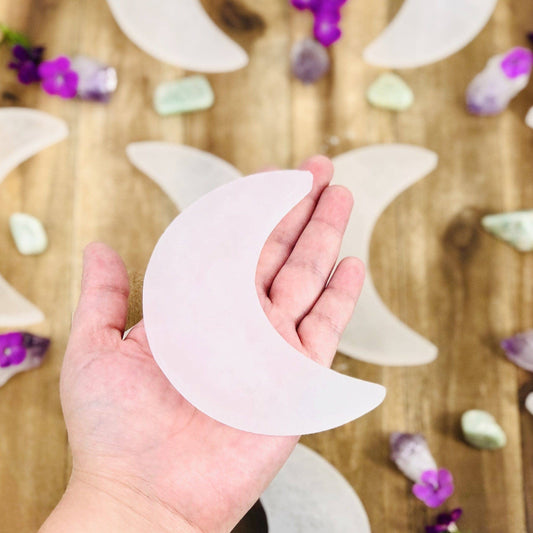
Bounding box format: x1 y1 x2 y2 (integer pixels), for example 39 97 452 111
40 156 365 533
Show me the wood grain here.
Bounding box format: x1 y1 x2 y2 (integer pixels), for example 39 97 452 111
0 0 532 531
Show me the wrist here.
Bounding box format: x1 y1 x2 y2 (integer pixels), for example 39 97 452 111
39 469 201 533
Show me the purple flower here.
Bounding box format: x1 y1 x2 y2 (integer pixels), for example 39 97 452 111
38 56 79 99
413 469 454 508
426 508 463 533
0 332 27 367
8 44 44 84
291 0 321 11
500 47 533 78
313 9 341 46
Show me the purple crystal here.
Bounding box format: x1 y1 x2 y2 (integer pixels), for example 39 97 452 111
501 330 533 372
291 38 330 83
466 48 532 116
390 432 437 483
313 9 341 47
70 55 117 102
0 332 50 387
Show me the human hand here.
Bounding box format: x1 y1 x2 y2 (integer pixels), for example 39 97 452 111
40 156 365 533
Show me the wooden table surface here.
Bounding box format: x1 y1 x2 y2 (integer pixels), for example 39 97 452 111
1 1 532 531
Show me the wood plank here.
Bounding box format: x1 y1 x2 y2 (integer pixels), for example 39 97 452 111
0 0 531 531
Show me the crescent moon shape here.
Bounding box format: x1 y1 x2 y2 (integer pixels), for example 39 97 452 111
105 0 248 72
260 443 371 532
0 107 68 186
143 171 385 435
332 145 438 366
0 274 44 327
0 108 66 327
363 0 498 68
127 142 241 211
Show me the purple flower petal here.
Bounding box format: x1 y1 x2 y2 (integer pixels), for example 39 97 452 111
38 60 59 79
413 469 454 508
501 47 533 78
0 332 26 368
291 0 320 10
12 44 31 62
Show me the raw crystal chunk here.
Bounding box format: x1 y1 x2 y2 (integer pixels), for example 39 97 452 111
0 331 50 387
526 393 533 415
390 432 437 483
482 210 533 252
526 106 533 128
461 410 506 450
9 213 48 255
154 76 214 116
291 38 330 84
501 330 533 371
71 55 117 102
366 73 414 111
466 47 533 116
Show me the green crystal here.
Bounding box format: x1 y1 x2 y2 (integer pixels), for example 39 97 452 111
366 73 414 111
154 76 214 116
461 410 506 450
9 213 48 255
482 210 533 252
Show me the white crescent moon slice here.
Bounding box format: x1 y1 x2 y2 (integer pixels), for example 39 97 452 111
0 107 68 186
127 142 241 211
333 145 438 366
106 0 248 72
0 274 44 327
261 444 371 532
143 171 385 436
363 0 498 68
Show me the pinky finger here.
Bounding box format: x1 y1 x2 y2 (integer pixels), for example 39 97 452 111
297 257 365 367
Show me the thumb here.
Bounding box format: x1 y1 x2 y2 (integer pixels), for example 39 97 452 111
71 242 130 348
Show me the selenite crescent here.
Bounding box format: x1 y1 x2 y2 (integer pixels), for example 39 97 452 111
106 0 248 72
332 145 438 366
363 0 498 69
143 170 385 436
261 443 372 532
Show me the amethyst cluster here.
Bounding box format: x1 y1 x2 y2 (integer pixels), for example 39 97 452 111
291 0 348 47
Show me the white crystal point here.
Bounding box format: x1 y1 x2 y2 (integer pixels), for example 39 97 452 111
526 107 533 129
482 210 533 252
364 0 498 69
127 142 241 211
0 274 44 328
0 108 68 186
261 444 371 532
9 213 48 255
105 0 248 72
332 145 439 366
526 393 533 415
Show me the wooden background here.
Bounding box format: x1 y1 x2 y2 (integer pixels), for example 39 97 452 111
1 0 532 531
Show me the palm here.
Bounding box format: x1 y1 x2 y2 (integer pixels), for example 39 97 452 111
61 156 364 533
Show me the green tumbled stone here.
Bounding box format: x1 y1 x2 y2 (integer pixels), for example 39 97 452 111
367 73 414 111
461 410 507 450
154 76 214 116
9 213 48 255
482 210 533 252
